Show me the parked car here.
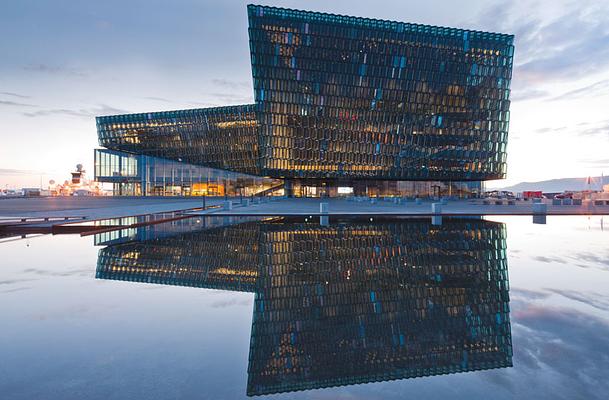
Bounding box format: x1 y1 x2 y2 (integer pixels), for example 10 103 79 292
484 190 515 199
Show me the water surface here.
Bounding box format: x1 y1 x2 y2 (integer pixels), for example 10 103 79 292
1 216 607 399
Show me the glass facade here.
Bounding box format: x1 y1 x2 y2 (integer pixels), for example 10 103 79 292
95 5 514 196
97 105 260 175
249 5 513 181
287 178 482 197
94 148 281 196
95 216 512 396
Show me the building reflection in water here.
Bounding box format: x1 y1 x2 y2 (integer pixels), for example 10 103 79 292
96 217 512 396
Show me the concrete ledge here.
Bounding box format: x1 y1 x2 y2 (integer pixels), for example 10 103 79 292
533 203 547 214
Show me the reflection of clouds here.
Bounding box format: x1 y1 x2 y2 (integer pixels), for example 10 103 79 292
22 267 91 277
480 370 517 392
569 252 609 270
506 293 609 400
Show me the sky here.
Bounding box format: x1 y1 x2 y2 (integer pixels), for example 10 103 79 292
1 0 608 189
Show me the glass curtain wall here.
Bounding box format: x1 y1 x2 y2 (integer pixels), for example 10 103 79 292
289 179 482 198
94 149 282 196
248 5 514 181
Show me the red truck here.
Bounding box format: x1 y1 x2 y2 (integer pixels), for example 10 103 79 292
522 191 543 199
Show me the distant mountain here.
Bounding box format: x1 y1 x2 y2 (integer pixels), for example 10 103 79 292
491 176 607 193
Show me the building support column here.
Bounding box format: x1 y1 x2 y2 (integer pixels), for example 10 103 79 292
284 179 294 197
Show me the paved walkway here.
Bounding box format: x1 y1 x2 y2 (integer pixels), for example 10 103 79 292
206 197 609 216
1 197 608 221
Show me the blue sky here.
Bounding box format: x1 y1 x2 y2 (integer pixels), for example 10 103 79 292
1 0 608 188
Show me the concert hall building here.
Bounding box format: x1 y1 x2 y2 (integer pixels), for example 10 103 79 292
95 4 514 197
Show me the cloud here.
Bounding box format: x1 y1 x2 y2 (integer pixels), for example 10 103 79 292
509 304 609 399
0 100 37 107
511 288 551 300
205 79 253 105
533 120 609 138
23 104 130 119
207 92 253 105
544 289 609 311
472 1 609 89
579 158 609 167
0 278 37 285
211 78 251 89
533 255 567 264
0 91 30 99
23 63 87 77
567 120 609 138
513 6 609 86
210 296 252 308
0 168 45 175
534 126 566 134
91 105 131 116
510 88 549 102
23 108 87 118
0 286 32 294
550 80 609 102
141 96 176 103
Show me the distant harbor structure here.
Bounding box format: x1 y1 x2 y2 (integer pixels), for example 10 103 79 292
49 164 104 196
17 164 105 197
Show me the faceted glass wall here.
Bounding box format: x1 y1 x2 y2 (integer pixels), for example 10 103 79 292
96 105 261 175
249 5 514 180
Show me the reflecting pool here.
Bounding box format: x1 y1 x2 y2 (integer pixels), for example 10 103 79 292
1 216 608 399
